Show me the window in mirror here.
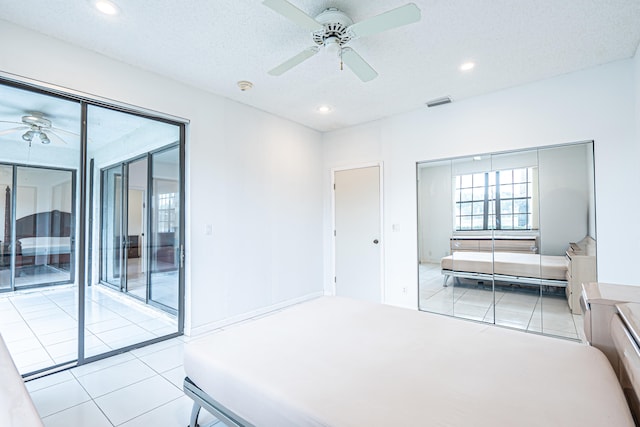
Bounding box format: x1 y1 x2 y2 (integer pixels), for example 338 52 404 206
455 167 535 231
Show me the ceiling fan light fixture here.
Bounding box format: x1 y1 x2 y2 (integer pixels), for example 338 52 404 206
39 132 51 144
324 36 341 56
22 130 34 142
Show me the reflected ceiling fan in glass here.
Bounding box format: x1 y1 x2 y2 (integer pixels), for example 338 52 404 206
0 112 78 146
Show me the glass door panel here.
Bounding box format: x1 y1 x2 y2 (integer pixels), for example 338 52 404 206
0 81 81 375
417 159 454 316
535 143 594 339
451 155 495 323
14 166 74 289
86 104 182 359
125 157 148 300
150 147 180 312
0 166 12 290
491 150 540 332
100 165 123 288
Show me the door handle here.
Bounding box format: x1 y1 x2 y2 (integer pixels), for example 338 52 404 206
373 239 379 244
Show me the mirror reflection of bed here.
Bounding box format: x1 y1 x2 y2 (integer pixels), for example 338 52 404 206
12 209 72 287
418 142 596 339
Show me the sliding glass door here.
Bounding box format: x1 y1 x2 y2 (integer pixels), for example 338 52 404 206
126 157 148 300
86 104 183 359
149 146 180 312
0 78 185 376
0 165 75 291
98 149 179 313
101 165 123 288
14 166 75 289
0 81 81 375
0 165 12 290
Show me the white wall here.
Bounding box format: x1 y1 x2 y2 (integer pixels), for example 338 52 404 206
0 21 324 334
323 59 639 309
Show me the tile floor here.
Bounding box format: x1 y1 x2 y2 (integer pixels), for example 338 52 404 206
0 284 177 375
25 337 222 427
419 262 582 340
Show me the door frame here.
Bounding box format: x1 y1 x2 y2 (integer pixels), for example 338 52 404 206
331 162 385 302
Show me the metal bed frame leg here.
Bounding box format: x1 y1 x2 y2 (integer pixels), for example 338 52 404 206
443 275 449 287
189 401 201 427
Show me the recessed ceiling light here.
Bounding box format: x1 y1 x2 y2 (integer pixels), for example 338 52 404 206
94 0 120 15
317 105 332 114
460 62 475 71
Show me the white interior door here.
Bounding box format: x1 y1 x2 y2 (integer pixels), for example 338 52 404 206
334 166 381 302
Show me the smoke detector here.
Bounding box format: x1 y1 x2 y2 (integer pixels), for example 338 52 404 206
237 80 254 91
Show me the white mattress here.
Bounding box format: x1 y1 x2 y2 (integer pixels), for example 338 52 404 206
19 237 70 256
184 297 632 427
441 251 568 281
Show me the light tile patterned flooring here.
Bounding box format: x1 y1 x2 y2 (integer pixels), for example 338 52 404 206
8 267 585 426
419 263 582 340
0 284 177 375
26 337 222 427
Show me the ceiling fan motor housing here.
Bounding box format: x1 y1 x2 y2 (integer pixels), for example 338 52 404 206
22 112 52 129
312 8 353 47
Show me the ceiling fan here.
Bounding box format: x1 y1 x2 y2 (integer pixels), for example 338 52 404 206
0 112 76 146
263 1 421 82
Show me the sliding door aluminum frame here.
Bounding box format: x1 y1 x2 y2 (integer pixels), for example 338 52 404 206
0 161 77 292
0 76 187 378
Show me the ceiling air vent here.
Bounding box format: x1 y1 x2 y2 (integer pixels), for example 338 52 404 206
426 96 452 108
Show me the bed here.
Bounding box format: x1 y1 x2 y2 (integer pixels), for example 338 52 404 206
183 296 633 427
14 210 72 271
440 251 568 287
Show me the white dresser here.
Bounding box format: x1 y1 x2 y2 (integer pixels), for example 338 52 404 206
581 282 640 374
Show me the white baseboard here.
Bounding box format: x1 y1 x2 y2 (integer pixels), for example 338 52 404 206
187 291 324 337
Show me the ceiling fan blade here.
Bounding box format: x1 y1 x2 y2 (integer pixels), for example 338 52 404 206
341 48 378 82
0 120 23 125
348 3 421 38
46 130 68 145
0 126 27 136
263 0 324 32
268 47 320 76
50 126 80 137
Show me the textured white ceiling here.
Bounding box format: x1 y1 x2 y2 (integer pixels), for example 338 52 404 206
1 0 639 132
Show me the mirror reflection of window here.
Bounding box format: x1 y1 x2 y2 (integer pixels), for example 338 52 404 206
455 167 536 231
418 142 595 340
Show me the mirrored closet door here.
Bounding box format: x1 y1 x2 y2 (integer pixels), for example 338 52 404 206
418 142 595 339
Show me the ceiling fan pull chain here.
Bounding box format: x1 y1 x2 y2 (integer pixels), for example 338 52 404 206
340 48 343 71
